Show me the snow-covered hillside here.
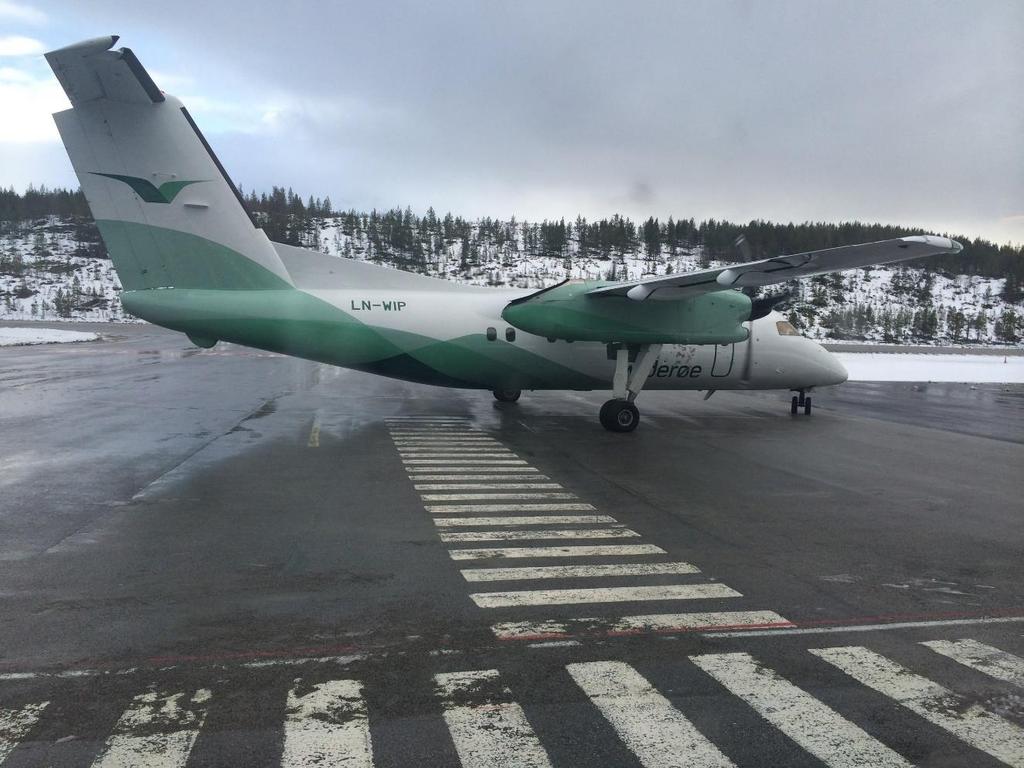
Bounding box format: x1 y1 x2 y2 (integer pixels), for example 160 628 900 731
1 215 1020 345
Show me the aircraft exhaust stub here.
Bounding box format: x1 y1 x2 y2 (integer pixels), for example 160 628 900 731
502 280 751 345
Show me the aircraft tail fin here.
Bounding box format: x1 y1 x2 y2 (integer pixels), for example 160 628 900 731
45 36 293 291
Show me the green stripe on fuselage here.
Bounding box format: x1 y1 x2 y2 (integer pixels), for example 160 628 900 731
103 220 605 390
123 287 602 390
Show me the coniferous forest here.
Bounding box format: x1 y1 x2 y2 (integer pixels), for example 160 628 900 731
1 184 1021 343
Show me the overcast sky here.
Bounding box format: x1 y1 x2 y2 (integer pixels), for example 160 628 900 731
1 0 1021 243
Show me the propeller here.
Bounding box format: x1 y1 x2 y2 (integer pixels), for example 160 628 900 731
732 234 797 380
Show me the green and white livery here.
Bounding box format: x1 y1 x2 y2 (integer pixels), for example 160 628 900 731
46 36 963 431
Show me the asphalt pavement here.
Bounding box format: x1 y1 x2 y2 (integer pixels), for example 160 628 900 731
1 322 1022 767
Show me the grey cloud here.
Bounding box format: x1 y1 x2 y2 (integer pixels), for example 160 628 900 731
21 0 1024 241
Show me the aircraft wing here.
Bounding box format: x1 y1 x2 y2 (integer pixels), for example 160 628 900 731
587 235 962 301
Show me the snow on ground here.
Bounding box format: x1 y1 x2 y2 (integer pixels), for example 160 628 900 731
0 327 99 346
834 353 1024 383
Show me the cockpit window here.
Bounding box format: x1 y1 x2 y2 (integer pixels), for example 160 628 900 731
776 321 800 336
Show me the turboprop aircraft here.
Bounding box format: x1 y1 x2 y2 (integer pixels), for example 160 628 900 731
45 36 963 432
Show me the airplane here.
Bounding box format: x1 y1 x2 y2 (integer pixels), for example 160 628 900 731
44 36 963 432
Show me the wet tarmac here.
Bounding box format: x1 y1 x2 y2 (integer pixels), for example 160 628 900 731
1 322 1022 767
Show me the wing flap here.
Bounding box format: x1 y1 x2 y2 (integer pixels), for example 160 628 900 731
589 235 963 301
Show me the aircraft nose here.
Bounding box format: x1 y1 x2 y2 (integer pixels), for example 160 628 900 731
820 349 848 385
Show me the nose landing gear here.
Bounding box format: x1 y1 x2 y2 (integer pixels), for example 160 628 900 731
791 389 812 415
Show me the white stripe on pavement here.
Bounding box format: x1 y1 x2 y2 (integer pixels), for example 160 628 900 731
704 615 1024 638
492 611 793 640
435 515 616 527
401 453 516 459
428 503 595 513
461 562 699 582
389 430 485 435
413 467 541 475
403 459 528 465
448 544 663 561
417 483 563 490
91 689 212 768
435 670 553 768
449 544 666 560
411 474 551 482
440 528 637 543
471 583 740 608
692 651 912 767
397 444 509 449
0 702 48 763
811 646 1024 768
394 441 502 446
921 639 1024 688
566 661 735 768
422 493 577 501
281 679 373 768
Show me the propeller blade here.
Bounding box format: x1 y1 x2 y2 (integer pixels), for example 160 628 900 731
734 233 753 262
749 288 795 321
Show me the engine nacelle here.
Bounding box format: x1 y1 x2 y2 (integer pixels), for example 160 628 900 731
501 280 750 344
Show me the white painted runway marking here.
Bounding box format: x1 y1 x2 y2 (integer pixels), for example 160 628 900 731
461 562 700 582
411 474 551 482
435 669 554 768
389 430 485 435
449 543 666 560
0 702 48 763
921 639 1024 688
428 503 595 513
435 515 616 528
471 583 740 608
401 452 516 459
91 688 212 768
492 610 792 639
403 459 528 465
393 442 501 448
416 483 563 490
706 615 1024 638
692 651 912 767
281 679 373 768
566 661 735 768
422 492 577 501
811 646 1024 767
440 528 638 543
412 467 541 475
397 445 508 451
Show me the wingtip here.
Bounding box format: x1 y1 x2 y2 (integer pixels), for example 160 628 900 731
901 234 963 253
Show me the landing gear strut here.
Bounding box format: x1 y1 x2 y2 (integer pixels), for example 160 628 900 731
791 389 812 415
599 343 661 433
492 388 521 403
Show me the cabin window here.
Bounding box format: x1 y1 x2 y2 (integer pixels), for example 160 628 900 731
486 327 497 341
505 328 516 342
776 321 800 336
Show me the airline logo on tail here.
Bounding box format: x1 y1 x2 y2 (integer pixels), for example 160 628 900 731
90 172 207 203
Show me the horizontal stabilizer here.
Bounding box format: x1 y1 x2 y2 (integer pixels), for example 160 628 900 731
45 36 164 106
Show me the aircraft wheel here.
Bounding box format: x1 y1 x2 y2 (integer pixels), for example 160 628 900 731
600 399 639 433
791 395 799 415
493 388 521 403
804 396 812 415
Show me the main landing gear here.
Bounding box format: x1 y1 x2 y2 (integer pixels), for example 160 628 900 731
791 389 812 415
599 343 662 433
492 388 521 403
